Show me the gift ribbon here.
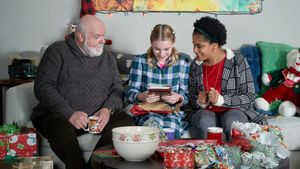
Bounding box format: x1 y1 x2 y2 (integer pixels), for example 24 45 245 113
0 123 20 135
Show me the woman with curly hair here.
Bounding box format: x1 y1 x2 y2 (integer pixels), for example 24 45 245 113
126 24 191 138
188 16 265 140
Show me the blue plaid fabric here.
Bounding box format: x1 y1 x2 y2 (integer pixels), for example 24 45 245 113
240 45 262 94
126 53 191 137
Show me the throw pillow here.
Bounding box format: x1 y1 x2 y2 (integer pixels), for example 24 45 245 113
256 41 295 74
111 52 136 75
240 45 262 94
111 51 136 87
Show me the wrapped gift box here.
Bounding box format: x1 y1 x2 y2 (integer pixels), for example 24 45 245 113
0 125 37 159
164 150 194 168
0 134 9 158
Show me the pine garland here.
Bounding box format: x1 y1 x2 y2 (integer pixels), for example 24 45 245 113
224 140 279 169
224 145 242 167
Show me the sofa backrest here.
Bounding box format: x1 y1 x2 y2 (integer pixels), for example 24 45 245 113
239 45 262 94
5 82 37 124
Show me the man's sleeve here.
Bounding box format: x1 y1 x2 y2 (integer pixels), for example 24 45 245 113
102 56 124 114
34 44 74 119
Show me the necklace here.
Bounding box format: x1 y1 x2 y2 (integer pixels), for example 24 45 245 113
204 58 222 108
204 58 222 92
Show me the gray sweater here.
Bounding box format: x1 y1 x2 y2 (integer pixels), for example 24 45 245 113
31 35 124 120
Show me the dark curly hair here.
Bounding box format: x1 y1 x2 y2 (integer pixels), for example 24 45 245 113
193 16 227 46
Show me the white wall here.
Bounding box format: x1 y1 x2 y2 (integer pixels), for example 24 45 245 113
0 0 299 78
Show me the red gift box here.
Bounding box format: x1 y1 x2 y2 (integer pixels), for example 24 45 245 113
158 139 217 159
0 128 37 159
0 134 9 158
164 150 194 168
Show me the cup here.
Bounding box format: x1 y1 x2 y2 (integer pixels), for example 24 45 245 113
84 116 100 133
207 127 223 144
163 128 175 140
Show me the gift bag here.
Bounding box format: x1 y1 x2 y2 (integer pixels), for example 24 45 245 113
12 156 53 169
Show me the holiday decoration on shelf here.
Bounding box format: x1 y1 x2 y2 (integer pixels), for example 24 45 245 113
80 0 96 17
0 123 37 160
64 23 77 40
255 49 300 117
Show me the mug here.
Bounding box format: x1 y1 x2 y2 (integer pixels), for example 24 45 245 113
207 127 223 144
163 128 175 140
84 116 100 134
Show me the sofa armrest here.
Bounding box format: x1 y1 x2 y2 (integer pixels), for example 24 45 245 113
4 82 37 124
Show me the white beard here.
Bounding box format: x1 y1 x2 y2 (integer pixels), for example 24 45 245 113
83 39 104 57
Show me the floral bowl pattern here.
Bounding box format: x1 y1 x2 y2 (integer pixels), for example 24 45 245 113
112 126 160 161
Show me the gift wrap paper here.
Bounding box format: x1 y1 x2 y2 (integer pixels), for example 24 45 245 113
0 130 37 159
13 156 53 169
164 150 194 168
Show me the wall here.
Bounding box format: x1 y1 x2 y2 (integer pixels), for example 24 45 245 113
0 0 299 78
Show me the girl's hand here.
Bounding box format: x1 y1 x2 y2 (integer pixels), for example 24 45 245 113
137 91 160 103
161 92 183 104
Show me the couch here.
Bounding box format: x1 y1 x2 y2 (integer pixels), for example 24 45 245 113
4 41 300 169
4 82 101 169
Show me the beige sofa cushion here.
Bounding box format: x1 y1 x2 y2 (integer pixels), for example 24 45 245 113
268 116 300 151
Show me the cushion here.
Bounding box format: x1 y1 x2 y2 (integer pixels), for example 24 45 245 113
256 41 295 74
240 45 262 94
111 52 136 75
268 116 300 151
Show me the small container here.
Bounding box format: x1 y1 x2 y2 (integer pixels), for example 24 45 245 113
163 128 175 140
207 127 223 145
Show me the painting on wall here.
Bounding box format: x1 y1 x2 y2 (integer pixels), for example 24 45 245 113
94 0 262 14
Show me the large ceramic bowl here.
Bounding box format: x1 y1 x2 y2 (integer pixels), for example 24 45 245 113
112 126 160 162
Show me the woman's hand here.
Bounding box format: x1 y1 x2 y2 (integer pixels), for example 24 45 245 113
137 91 160 103
198 91 208 105
161 92 183 104
207 88 219 104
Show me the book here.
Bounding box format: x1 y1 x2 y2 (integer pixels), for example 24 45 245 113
147 84 172 94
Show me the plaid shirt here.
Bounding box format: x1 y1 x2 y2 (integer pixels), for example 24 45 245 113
189 48 266 124
126 53 191 137
127 53 190 105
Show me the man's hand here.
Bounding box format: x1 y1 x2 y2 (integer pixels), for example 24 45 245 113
94 108 111 133
69 111 89 129
161 92 183 104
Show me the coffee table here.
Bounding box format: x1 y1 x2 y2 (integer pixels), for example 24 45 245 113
91 145 289 169
91 145 163 169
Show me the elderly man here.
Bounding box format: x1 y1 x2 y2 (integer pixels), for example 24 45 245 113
31 15 133 169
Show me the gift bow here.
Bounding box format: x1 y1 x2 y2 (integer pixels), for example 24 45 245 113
0 123 20 135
